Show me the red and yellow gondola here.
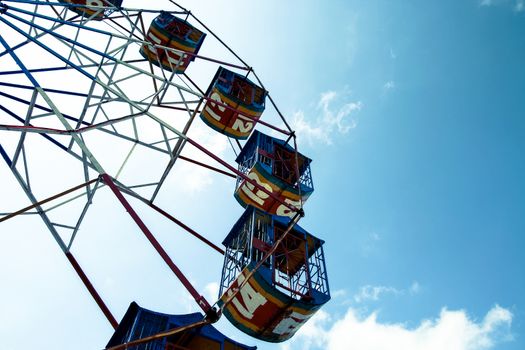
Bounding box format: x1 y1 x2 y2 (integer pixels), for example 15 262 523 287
201 67 266 140
234 131 314 217
219 207 330 342
140 11 206 74
58 0 122 20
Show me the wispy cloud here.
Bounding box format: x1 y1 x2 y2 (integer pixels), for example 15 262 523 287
383 80 396 90
332 289 348 298
292 90 362 146
353 281 420 303
354 285 402 303
409 281 421 295
203 281 220 302
390 48 397 59
361 231 381 257
283 305 513 350
479 0 525 11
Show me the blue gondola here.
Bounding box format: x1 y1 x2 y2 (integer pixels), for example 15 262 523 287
200 67 266 139
106 302 256 350
140 12 206 74
58 0 122 20
234 130 314 217
218 206 330 342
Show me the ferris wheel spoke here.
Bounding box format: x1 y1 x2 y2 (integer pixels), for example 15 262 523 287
10 88 37 168
146 87 201 185
0 13 100 82
0 11 68 59
2 6 164 93
0 58 145 78
42 0 66 19
174 81 197 119
0 26 195 151
106 8 145 44
66 176 102 250
65 251 119 329
2 8 206 99
101 173 216 315
178 155 236 179
0 107 179 157
66 79 99 149
114 179 226 256
1 148 73 252
98 126 172 154
0 97 76 164
149 97 203 202
21 144 30 187
0 168 117 328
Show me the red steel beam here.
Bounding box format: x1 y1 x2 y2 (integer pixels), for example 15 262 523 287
0 178 98 223
178 155 236 179
101 174 213 314
144 199 225 255
66 252 118 329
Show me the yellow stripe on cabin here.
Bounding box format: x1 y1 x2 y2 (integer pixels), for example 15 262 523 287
201 111 246 138
225 307 261 332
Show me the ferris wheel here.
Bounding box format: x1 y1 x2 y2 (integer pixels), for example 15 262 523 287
0 1 331 349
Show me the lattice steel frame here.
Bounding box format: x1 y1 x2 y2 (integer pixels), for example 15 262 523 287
0 0 306 332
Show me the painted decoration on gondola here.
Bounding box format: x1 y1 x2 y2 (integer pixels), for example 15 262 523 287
235 162 307 217
219 207 330 342
106 302 256 350
219 263 325 343
58 0 122 20
140 12 206 73
234 131 314 217
200 67 266 139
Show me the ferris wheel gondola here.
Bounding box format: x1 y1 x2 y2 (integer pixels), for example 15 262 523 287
200 66 267 140
57 0 123 20
140 11 205 74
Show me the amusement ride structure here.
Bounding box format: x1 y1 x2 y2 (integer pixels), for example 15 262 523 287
0 1 330 348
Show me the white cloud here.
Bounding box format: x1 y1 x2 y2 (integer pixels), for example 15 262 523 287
354 285 402 303
409 281 421 295
285 305 513 350
389 48 397 59
361 231 381 257
479 0 524 11
204 281 220 302
332 289 348 298
335 282 421 307
353 281 421 303
292 90 362 146
383 80 396 90
370 232 380 241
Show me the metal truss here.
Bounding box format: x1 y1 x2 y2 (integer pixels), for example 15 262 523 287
0 0 306 337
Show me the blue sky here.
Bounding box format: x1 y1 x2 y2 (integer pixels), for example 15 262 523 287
0 1 524 350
